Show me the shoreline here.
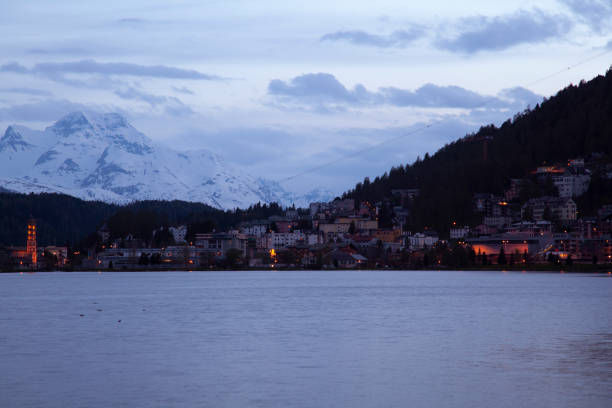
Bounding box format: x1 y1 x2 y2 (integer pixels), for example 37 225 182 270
3 264 612 274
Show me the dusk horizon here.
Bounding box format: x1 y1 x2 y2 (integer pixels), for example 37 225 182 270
1 2 611 408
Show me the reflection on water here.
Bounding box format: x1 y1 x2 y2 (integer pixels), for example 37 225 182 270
557 333 612 379
0 270 611 408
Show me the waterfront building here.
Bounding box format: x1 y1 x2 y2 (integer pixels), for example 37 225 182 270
467 233 552 261
194 232 248 257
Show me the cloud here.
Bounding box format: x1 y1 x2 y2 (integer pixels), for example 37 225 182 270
0 99 98 122
114 87 169 106
184 127 303 166
319 10 572 53
320 27 423 48
498 87 543 107
34 60 222 80
0 60 224 81
437 9 572 53
163 102 194 117
0 62 28 74
25 47 92 56
380 84 497 108
267 73 538 111
114 86 194 115
268 73 369 104
172 86 195 95
0 87 53 96
116 18 149 24
559 0 612 33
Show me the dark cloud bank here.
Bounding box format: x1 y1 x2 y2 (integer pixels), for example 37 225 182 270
321 8 574 54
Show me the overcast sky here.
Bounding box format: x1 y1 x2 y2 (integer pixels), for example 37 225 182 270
1 0 611 195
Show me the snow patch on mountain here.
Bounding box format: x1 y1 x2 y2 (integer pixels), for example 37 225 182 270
0 112 335 209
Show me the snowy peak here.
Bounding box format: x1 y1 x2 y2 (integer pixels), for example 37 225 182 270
48 111 154 156
96 112 129 131
0 112 334 209
48 111 94 137
0 126 34 152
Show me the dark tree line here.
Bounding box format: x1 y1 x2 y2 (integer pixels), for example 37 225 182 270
0 192 285 248
0 193 117 246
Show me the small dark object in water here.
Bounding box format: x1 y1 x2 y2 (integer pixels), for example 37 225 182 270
142 309 147 311
117 319 122 323
79 314 85 317
97 309 102 312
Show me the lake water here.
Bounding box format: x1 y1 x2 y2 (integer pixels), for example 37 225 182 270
1 270 611 407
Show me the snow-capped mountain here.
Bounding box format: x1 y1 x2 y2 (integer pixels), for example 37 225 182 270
0 112 333 209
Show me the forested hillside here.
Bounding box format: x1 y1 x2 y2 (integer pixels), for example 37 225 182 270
0 193 284 246
0 193 118 246
344 69 612 234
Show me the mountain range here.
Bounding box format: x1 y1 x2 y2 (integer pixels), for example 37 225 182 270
0 112 332 209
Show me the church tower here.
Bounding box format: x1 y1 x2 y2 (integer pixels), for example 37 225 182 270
27 218 37 268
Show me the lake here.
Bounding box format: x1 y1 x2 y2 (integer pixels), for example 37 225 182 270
1 270 611 407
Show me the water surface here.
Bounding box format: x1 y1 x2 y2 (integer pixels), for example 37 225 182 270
1 270 611 407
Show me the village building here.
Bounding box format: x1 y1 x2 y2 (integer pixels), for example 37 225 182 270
169 225 188 243
194 232 248 257
521 197 577 222
466 233 551 261
406 231 439 249
326 248 367 269
450 226 470 240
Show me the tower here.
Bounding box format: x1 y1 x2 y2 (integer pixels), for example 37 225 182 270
27 218 37 268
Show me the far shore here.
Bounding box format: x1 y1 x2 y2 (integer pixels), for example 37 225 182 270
3 264 612 274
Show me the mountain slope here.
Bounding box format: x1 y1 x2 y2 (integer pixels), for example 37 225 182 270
344 69 612 234
0 112 332 209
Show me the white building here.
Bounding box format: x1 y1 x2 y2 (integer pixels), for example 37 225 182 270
552 173 590 198
450 226 470 240
267 231 318 248
169 225 187 243
407 232 439 249
483 216 513 228
240 223 268 237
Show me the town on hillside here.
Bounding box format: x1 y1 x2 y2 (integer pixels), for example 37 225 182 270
1 157 611 271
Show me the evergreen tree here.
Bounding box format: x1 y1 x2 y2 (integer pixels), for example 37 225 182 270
497 246 507 265
468 246 476 265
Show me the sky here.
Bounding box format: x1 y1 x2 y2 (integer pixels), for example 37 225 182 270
0 0 611 196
